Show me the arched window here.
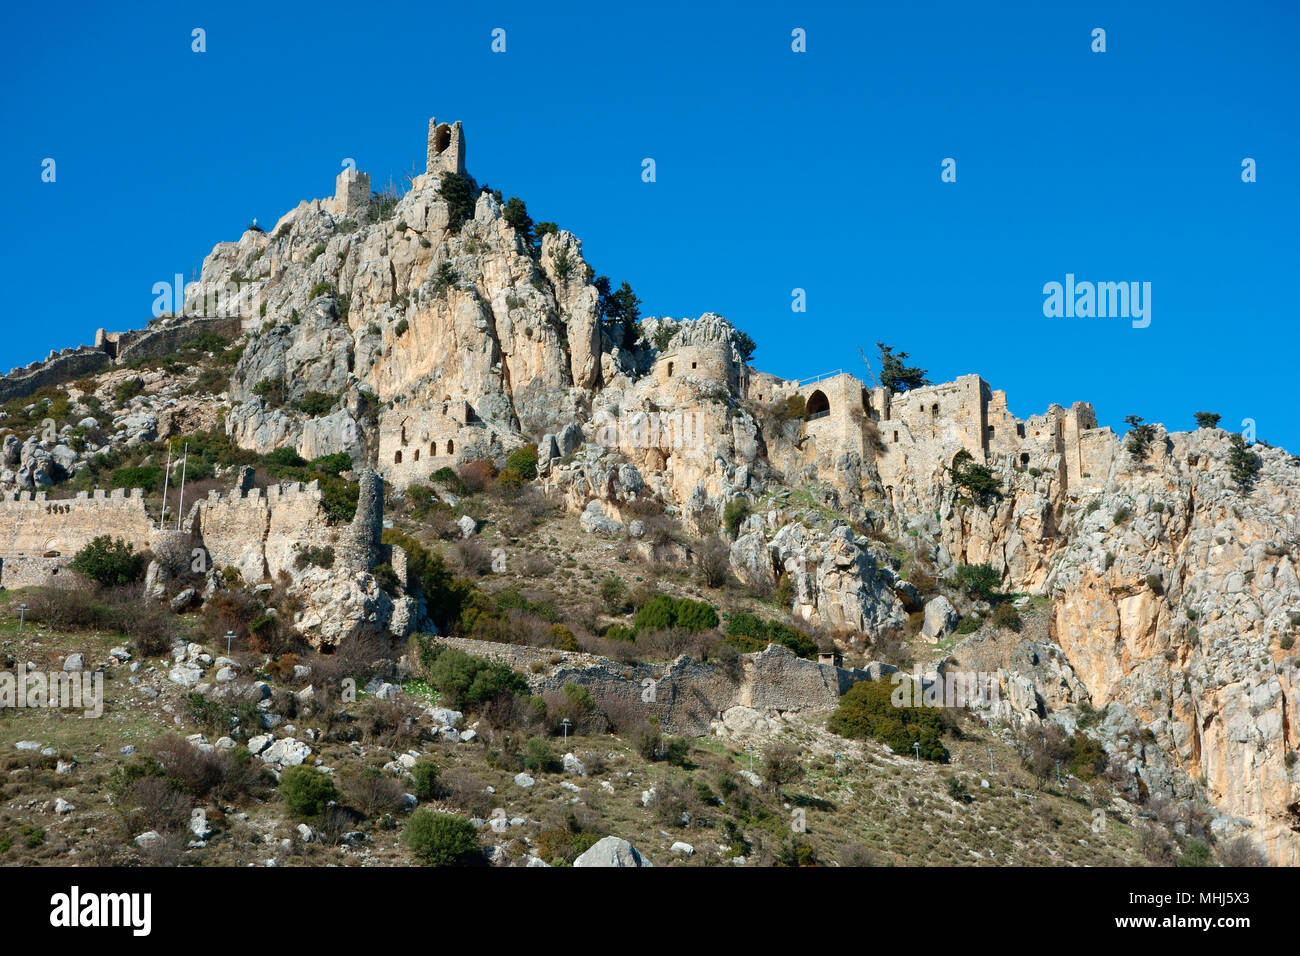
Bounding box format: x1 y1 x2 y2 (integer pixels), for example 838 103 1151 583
414 449 420 462
394 450 403 464
446 438 454 454
806 389 830 419
430 441 437 456
667 362 674 377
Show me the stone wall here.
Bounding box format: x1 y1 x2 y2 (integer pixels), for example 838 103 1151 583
0 473 384 588
0 347 111 403
0 314 242 406
0 488 154 560
430 635 873 736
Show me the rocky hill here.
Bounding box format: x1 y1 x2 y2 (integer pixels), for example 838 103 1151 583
0 116 1295 867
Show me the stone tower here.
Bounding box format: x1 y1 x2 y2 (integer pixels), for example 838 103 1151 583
343 468 384 570
426 118 466 178
328 167 371 217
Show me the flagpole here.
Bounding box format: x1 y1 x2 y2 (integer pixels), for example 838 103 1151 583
159 441 173 530
175 442 189 532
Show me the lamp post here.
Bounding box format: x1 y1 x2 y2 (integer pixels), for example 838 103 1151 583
17 603 28 634
560 718 572 747
225 630 234 656
913 741 921 761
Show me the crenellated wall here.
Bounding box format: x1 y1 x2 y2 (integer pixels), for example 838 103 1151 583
0 471 386 589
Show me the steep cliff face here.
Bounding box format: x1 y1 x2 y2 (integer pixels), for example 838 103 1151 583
202 179 604 461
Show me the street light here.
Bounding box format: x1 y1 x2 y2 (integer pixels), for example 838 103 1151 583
912 741 921 761
560 718 572 746
17 603 27 634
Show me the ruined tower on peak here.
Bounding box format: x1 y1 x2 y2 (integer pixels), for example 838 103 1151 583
426 118 466 178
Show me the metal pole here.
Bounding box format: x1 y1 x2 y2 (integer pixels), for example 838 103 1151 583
158 441 173 529
913 742 921 761
17 603 27 634
175 442 189 531
226 630 234 656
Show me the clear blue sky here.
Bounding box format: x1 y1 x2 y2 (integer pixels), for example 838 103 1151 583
3 1 1297 448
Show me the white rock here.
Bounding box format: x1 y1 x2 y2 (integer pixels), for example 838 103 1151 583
63 653 85 672
54 798 75 814
513 772 535 788
574 836 653 868
670 841 695 855
261 738 312 766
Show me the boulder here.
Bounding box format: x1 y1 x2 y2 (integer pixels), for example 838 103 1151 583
573 836 653 868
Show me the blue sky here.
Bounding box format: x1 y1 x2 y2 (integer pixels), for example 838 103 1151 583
3 0 1297 448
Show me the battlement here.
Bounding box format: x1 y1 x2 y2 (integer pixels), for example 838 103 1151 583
325 167 371 218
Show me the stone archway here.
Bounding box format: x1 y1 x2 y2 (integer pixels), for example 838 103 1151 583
806 389 830 419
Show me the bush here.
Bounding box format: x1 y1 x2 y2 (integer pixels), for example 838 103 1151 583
279 765 339 819
1146 573 1165 595
113 377 144 404
426 648 528 709
828 678 949 762
438 172 480 232
504 444 539 481
599 575 631 614
403 809 481 866
633 595 718 634
411 760 440 801
523 737 560 773
723 499 751 537
69 536 146 586
1194 411 1221 429
990 602 1022 632
951 563 1000 601
294 546 335 570
725 611 817 658
110 465 164 492
293 391 337 416
347 768 408 818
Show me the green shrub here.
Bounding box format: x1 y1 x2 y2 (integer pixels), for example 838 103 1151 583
523 737 559 773
279 765 339 819
426 648 528 709
308 243 326 263
69 536 146 586
504 444 539 481
113 378 144 404
633 595 719 634
1146 574 1164 595
294 546 335 570
599 575 630 614
110 465 164 492
990 602 1022 632
411 760 440 801
828 679 948 762
403 809 481 866
293 391 337 416
952 563 1001 600
1281 634 1296 651
723 499 751 537
955 614 983 635
1194 412 1221 429
1227 434 1261 493
725 611 817 658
